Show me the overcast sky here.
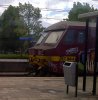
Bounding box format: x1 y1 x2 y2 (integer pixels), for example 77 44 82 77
0 0 98 27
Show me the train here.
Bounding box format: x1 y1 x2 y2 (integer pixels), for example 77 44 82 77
28 21 96 76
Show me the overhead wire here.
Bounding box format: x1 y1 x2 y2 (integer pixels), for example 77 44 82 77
0 4 67 20
0 4 9 8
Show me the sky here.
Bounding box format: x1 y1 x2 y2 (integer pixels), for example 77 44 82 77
0 0 98 27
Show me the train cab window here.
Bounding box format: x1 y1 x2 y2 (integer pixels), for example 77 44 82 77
64 30 75 44
45 31 63 44
78 32 85 44
36 32 48 44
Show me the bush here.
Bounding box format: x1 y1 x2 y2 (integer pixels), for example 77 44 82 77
0 54 28 59
78 62 84 75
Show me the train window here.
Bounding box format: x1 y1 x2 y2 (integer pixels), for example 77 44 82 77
78 32 85 44
89 28 96 38
45 31 63 44
64 30 75 44
36 32 48 44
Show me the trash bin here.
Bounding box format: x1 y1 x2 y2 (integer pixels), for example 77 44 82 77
63 61 77 86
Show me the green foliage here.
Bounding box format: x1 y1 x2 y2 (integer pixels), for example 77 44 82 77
68 2 97 21
18 3 44 36
0 3 44 52
0 54 28 59
0 5 25 52
78 62 84 70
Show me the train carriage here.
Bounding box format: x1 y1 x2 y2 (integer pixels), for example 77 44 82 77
28 21 96 76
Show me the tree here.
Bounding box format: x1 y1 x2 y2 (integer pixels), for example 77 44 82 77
18 3 44 51
18 3 44 40
0 5 27 52
0 3 44 53
67 2 97 21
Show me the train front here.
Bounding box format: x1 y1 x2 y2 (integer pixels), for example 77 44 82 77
28 21 67 76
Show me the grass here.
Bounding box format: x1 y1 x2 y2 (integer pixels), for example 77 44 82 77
0 54 28 59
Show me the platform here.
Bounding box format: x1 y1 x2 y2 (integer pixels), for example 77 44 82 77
0 59 28 62
0 77 97 100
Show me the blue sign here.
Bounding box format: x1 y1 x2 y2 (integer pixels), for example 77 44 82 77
19 37 33 41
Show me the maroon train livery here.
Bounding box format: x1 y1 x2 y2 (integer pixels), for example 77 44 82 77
28 21 96 76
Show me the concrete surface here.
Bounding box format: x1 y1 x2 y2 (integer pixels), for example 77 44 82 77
0 59 30 72
0 59 28 62
0 77 97 100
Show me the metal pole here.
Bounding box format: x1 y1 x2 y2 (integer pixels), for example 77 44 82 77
75 63 78 97
92 17 98 95
83 19 89 91
66 85 69 94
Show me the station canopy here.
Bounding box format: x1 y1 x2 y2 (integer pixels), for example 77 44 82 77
78 11 98 18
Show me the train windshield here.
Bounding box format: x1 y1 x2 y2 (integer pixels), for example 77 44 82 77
36 32 48 44
45 31 63 44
